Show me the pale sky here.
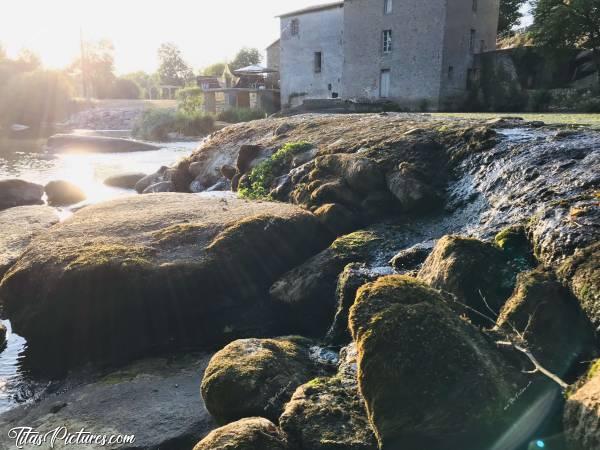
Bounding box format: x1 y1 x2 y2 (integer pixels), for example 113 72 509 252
0 0 324 74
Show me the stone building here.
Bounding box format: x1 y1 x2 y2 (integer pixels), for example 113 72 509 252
277 0 500 110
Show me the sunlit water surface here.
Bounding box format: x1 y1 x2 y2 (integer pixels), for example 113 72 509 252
0 135 198 413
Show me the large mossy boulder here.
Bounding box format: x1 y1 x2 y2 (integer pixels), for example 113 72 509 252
564 361 600 450
418 235 524 326
193 417 290 450
557 242 600 329
496 269 596 376
270 227 396 337
349 275 526 450
201 337 327 423
0 179 44 211
0 194 330 372
0 205 59 278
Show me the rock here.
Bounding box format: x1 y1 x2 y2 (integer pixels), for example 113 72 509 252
193 418 290 450
270 229 390 337
134 166 168 193
557 243 600 330
201 337 327 423
189 161 207 178
206 180 231 192
103 172 147 190
142 181 174 194
0 205 60 278
279 376 377 450
314 203 361 236
274 123 295 136
237 144 262 174
386 162 440 212
0 194 330 372
0 354 216 449
46 134 159 153
564 361 600 450
349 275 526 450
389 242 434 272
220 164 238 180
496 269 596 376
327 263 378 345
44 180 86 206
418 235 524 326
231 173 242 192
190 180 207 193
0 179 44 210
0 322 6 348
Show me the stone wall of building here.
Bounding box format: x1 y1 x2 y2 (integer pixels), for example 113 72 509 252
342 0 447 109
279 4 345 108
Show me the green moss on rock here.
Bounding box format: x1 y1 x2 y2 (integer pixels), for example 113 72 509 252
349 275 524 450
193 417 290 450
201 337 326 423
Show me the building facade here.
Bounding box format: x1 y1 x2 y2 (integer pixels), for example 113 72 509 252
278 0 499 110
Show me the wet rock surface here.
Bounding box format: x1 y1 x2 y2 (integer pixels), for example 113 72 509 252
564 361 600 450
44 180 87 206
0 354 216 450
0 193 330 372
46 134 159 153
103 172 147 190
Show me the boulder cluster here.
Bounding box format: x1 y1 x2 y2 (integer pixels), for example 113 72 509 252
0 114 598 449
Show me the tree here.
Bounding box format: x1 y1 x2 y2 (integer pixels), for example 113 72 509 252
230 48 262 71
532 0 600 82
0 43 6 61
123 71 160 99
110 78 141 99
157 43 194 86
16 49 41 71
70 39 116 98
203 62 226 77
499 0 528 37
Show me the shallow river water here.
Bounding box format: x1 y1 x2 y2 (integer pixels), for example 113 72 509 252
0 133 198 413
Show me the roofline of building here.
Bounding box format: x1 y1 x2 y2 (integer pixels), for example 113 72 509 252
277 1 343 19
266 38 280 50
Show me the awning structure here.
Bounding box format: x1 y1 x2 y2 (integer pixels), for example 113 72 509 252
233 65 278 75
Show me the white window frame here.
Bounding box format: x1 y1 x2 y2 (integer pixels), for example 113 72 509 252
384 0 393 14
382 30 392 54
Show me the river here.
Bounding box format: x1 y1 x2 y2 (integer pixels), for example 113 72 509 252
0 133 199 413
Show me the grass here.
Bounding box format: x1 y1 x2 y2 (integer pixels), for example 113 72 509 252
432 112 600 129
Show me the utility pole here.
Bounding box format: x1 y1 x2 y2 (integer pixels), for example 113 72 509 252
80 27 90 100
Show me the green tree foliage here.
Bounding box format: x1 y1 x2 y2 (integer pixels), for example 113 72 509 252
157 42 194 86
230 48 262 71
532 0 600 80
123 71 160 99
499 0 528 36
176 87 203 114
203 62 226 77
0 70 73 128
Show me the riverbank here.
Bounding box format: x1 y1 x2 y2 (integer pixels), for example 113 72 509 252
0 113 598 449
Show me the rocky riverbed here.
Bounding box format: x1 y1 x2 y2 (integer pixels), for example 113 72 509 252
0 113 598 450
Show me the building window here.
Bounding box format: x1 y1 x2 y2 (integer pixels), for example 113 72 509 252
382 30 392 54
470 29 476 52
380 69 390 98
472 0 478 12
448 66 454 80
384 0 393 14
314 52 322 73
291 19 299 36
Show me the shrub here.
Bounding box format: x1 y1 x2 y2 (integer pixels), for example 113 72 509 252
133 109 214 141
110 78 141 99
528 90 553 112
217 107 266 123
238 142 313 200
576 98 600 113
176 87 204 114
0 70 73 128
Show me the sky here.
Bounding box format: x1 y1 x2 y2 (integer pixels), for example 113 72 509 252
0 0 533 75
0 0 324 74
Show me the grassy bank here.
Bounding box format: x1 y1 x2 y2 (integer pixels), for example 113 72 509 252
433 112 600 129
